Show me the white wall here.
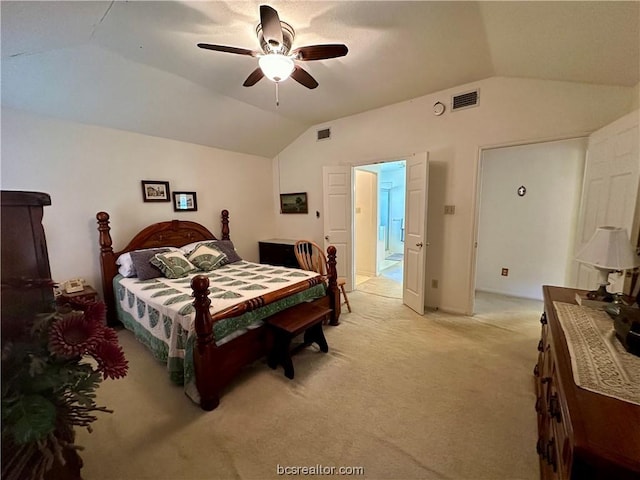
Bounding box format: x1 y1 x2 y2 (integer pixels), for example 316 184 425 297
1 108 276 295
272 76 636 314
475 138 587 300
354 170 377 277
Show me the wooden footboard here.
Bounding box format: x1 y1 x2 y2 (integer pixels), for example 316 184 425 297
191 247 340 410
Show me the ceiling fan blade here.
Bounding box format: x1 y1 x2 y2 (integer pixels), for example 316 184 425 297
243 67 265 87
197 43 258 57
291 44 348 61
260 5 283 50
291 65 318 89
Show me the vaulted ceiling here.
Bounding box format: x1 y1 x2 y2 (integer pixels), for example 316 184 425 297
2 1 638 158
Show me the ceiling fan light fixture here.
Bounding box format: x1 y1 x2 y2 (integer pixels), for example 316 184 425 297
258 53 294 82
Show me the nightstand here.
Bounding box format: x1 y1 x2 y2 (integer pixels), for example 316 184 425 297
258 239 300 268
56 285 99 308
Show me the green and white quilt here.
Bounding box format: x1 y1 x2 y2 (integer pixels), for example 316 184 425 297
113 261 325 403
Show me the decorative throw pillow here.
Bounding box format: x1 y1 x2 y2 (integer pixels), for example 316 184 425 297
179 240 209 255
180 240 242 264
187 244 228 271
150 251 197 279
128 248 172 280
212 240 242 264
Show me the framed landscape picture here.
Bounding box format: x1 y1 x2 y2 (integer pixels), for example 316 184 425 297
141 180 170 202
173 191 197 212
280 192 308 214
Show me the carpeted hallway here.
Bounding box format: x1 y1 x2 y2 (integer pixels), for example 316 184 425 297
76 290 543 480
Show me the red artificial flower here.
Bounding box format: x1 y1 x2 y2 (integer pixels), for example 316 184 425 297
48 312 100 357
96 325 120 344
83 301 107 325
90 341 128 380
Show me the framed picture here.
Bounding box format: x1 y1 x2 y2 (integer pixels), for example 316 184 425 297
141 180 170 202
173 191 198 212
280 192 308 214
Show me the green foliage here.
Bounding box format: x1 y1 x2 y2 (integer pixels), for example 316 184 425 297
1 338 102 445
1 302 125 449
2 395 57 444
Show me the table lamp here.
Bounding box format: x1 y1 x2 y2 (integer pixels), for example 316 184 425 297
575 226 639 301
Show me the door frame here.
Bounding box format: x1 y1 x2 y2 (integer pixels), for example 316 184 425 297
350 155 413 291
469 134 590 314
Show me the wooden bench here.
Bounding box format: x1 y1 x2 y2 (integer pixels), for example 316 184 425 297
265 302 332 379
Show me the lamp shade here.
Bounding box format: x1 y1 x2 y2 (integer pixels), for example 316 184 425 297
575 226 639 270
258 54 294 82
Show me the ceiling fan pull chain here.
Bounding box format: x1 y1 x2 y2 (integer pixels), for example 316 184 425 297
275 82 280 107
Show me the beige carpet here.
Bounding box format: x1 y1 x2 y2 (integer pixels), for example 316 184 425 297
76 290 543 480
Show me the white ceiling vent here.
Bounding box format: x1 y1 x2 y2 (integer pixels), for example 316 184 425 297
317 127 331 141
451 89 479 111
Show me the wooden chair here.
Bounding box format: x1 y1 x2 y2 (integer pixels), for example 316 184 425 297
294 240 352 313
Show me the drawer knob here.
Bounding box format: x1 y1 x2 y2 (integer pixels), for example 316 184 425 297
546 438 557 471
533 364 540 377
536 436 546 458
540 312 547 325
537 339 544 352
549 393 562 422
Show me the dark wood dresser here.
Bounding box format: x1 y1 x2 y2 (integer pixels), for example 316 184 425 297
535 286 640 479
1 191 54 336
258 238 300 268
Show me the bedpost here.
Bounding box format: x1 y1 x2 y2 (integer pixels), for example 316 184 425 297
221 209 230 240
326 246 341 325
96 212 118 326
191 275 220 411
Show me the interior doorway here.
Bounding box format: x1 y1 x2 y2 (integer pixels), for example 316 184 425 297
473 137 587 312
354 160 406 298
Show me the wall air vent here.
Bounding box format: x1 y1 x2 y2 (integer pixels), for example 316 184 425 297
317 127 331 141
451 89 479 111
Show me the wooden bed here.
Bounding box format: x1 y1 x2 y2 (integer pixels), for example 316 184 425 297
96 209 340 410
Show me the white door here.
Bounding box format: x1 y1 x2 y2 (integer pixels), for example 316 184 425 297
574 111 639 293
403 153 429 314
323 166 353 291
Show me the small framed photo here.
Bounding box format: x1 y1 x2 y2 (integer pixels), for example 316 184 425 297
141 180 170 202
173 191 198 212
280 192 308 214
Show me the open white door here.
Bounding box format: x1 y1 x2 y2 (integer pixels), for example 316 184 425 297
323 166 353 291
574 111 639 292
403 153 429 314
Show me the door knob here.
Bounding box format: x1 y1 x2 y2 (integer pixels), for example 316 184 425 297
416 242 423 247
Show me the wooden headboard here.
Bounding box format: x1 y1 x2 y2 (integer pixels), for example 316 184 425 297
96 210 230 325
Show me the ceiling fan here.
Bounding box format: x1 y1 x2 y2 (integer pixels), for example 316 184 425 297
197 5 348 90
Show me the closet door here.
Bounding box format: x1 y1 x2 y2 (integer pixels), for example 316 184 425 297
574 110 640 293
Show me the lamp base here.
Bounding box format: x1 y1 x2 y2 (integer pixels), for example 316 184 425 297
586 284 615 303
575 292 613 309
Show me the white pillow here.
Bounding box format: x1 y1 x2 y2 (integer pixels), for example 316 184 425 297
116 247 180 277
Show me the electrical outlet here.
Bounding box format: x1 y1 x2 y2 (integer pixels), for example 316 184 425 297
444 205 456 215
501 268 509 276
432 279 438 288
